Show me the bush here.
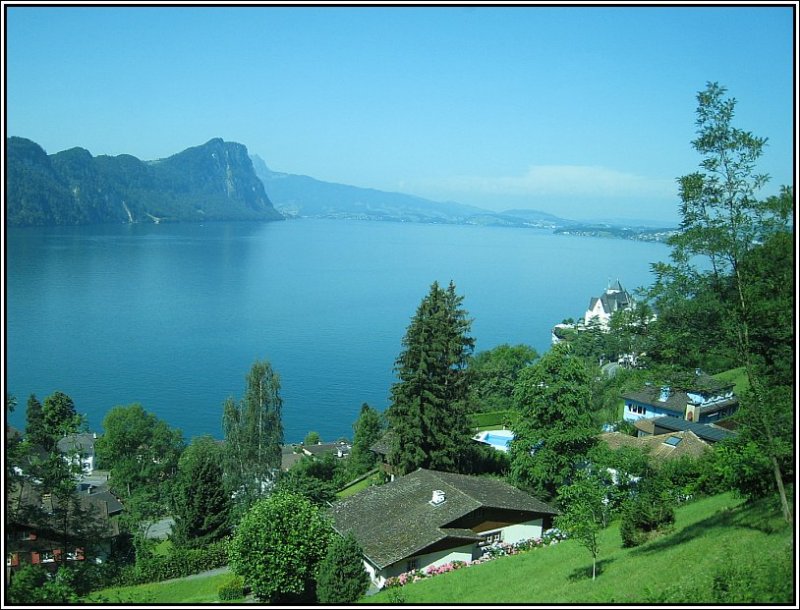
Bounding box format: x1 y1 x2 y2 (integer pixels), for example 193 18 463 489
620 477 675 548
127 538 229 585
218 575 246 601
316 532 370 603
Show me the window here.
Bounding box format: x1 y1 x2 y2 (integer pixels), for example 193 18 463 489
41 550 55 563
482 531 502 545
6 553 19 567
663 436 682 447
19 531 36 541
405 558 418 572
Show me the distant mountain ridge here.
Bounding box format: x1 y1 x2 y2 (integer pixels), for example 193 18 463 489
6 137 283 226
251 155 569 228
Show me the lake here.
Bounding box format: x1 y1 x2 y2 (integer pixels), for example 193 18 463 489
5 219 670 443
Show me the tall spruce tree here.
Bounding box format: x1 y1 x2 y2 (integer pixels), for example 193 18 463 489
171 436 230 548
509 343 596 500
386 281 475 475
25 394 48 448
316 532 371 603
348 403 383 478
223 359 284 512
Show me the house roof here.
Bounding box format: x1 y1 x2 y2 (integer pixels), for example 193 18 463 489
7 482 123 539
328 468 558 569
303 439 351 458
599 430 710 462
56 432 96 454
650 416 736 443
623 387 688 414
369 430 394 457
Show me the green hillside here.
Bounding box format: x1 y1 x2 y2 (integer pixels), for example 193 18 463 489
366 492 793 604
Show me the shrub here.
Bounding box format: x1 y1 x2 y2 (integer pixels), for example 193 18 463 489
620 476 675 548
218 575 246 601
316 532 371 603
128 538 229 585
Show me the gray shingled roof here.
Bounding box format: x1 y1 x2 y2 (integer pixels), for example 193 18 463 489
651 416 736 443
56 432 96 455
328 469 557 569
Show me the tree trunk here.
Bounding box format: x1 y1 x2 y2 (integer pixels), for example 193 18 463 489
772 455 792 523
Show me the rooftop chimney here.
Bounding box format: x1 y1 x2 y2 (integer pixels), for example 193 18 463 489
430 490 446 506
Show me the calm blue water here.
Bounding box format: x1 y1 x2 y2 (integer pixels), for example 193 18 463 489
5 219 670 443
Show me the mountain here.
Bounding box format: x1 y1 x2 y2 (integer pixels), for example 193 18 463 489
6 138 283 226
251 155 494 224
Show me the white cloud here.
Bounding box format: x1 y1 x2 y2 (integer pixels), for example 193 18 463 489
440 165 676 199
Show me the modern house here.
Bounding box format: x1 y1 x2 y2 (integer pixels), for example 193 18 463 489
56 432 98 475
328 468 558 588
622 372 738 424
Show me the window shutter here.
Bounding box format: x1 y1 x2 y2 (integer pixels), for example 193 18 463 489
11 553 19 567
76 547 85 561
54 548 62 562
29 532 37 541
31 551 40 564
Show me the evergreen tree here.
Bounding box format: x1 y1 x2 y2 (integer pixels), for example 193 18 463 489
316 532 371 603
223 359 284 513
348 403 383 478
171 436 230 548
386 281 475 475
25 394 48 448
509 344 596 499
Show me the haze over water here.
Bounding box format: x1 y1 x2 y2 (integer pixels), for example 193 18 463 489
6 219 670 442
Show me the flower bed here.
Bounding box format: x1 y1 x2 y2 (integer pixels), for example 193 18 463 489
384 528 567 589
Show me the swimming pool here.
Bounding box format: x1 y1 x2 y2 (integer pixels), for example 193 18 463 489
473 429 515 452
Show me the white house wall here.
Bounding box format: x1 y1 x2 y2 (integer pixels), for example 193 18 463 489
378 542 476 584
495 518 544 544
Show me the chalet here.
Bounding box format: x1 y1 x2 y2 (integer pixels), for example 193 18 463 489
622 372 738 425
328 468 558 589
6 481 124 575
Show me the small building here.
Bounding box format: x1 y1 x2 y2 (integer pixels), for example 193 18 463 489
56 432 98 475
622 372 738 425
301 438 352 460
328 468 558 589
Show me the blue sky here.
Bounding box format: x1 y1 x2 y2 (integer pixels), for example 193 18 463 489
5 4 796 223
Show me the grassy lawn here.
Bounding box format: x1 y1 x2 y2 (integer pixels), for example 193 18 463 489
365 492 792 604
337 470 383 499
83 571 235 604
469 410 514 430
713 366 750 395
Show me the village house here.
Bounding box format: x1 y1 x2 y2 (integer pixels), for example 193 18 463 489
328 468 558 589
6 480 124 578
622 371 738 425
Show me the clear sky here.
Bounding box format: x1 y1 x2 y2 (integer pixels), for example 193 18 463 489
4 3 796 223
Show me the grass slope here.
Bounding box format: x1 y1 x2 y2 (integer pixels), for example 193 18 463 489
83 571 234 604
366 492 793 604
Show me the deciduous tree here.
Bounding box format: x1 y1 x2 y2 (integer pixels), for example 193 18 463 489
222 359 284 515
509 344 596 499
229 491 332 603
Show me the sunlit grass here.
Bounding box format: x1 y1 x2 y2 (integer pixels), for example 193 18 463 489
365 492 792 604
